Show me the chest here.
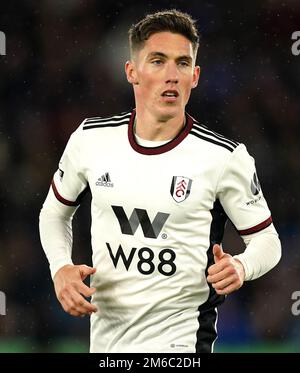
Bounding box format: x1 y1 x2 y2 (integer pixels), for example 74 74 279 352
84 138 221 218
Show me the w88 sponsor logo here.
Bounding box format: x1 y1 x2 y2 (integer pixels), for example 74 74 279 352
109 205 176 276
106 243 176 276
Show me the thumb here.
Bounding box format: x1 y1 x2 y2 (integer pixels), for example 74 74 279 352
79 265 96 280
213 244 224 263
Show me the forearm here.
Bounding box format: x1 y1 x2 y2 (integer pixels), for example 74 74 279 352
39 188 77 279
234 223 281 281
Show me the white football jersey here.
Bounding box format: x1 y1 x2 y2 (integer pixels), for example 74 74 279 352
51 110 272 353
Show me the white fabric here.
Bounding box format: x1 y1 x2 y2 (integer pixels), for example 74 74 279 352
134 133 170 146
235 223 281 281
39 188 76 278
39 110 281 352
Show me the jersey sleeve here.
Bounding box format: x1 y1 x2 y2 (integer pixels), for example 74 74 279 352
216 144 272 235
51 121 88 206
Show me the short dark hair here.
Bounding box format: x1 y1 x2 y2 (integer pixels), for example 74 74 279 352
129 9 200 58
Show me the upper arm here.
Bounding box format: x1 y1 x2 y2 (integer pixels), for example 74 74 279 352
51 122 88 207
217 144 272 235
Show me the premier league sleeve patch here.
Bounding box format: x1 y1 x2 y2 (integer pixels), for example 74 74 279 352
170 176 193 203
58 168 65 181
250 172 261 196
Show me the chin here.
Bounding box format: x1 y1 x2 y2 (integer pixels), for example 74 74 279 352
157 106 181 121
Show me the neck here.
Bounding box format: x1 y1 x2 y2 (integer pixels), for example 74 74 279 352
134 109 186 141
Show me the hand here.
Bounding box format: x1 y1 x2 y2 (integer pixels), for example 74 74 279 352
207 244 245 295
53 264 98 317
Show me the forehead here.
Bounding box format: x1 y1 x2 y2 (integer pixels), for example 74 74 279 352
139 31 194 59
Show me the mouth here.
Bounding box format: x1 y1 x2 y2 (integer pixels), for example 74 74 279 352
161 89 179 103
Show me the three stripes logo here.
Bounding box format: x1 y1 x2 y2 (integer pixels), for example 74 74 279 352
83 112 131 130
96 172 114 187
112 206 169 239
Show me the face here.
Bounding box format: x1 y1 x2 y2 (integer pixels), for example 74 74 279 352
125 32 200 122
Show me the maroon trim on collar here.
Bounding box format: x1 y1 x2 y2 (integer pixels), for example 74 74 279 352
128 109 193 155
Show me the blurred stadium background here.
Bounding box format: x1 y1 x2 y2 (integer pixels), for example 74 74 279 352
0 0 300 352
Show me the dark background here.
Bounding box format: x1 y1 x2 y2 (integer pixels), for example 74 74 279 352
0 0 300 352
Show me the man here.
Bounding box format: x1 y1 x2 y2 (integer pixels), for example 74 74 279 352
39 10 281 353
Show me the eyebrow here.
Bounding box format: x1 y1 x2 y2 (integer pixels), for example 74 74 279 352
147 51 193 63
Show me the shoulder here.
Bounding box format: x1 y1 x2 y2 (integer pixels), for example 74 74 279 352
65 111 132 151
81 110 132 131
187 116 239 154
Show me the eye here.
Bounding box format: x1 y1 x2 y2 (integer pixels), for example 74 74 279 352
178 61 189 67
151 59 163 65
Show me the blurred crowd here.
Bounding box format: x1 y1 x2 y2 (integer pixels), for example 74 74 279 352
0 0 300 351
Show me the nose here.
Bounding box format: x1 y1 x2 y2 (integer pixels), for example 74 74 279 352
165 61 179 84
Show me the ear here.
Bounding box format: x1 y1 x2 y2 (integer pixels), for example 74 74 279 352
125 60 139 85
191 65 201 89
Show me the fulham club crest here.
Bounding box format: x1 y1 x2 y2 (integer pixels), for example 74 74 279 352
170 176 193 203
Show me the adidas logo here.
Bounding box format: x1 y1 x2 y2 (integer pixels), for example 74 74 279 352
96 172 114 187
